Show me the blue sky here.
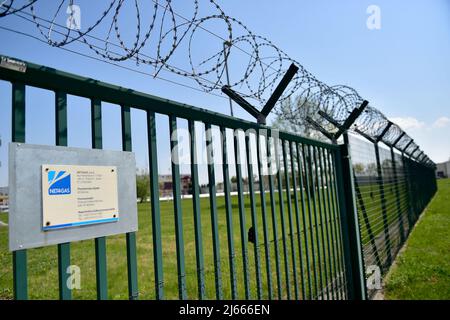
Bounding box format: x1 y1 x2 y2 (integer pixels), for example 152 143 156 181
0 0 449 187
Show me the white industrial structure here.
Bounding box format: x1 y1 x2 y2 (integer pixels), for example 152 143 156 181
0 186 8 212
436 160 450 178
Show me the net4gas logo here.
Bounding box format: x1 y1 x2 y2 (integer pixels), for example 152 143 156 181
48 171 71 195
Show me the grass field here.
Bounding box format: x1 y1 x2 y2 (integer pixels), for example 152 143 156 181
0 186 347 300
1 177 442 300
384 178 450 300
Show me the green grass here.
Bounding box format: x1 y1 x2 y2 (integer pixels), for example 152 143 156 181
1 176 443 300
384 178 450 300
0 187 347 300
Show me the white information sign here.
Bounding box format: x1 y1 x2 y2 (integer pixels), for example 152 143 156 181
42 164 119 230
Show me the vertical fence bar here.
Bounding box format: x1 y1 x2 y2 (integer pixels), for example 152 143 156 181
125 233 138 300
308 146 324 298
301 144 319 298
245 131 262 299
282 140 299 299
220 126 237 299
326 151 339 299
267 130 282 299
205 123 223 300
275 138 291 299
374 142 392 267
324 150 339 298
330 153 348 299
329 149 348 299
330 150 345 299
121 105 139 300
91 98 108 300
313 146 329 299
296 143 313 299
319 148 334 300
289 141 307 299
12 83 26 143
91 99 103 148
169 115 187 300
233 129 250 299
256 131 273 299
12 250 27 300
147 112 164 299
333 136 366 300
57 243 71 299
12 82 27 300
189 120 206 300
323 149 339 300
55 91 71 300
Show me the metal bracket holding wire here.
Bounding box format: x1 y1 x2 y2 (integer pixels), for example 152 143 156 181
221 63 299 125
306 100 369 143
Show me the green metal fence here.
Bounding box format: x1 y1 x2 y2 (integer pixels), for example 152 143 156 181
0 55 436 300
349 134 437 298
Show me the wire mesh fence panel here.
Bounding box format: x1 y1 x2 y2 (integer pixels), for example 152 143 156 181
348 134 437 298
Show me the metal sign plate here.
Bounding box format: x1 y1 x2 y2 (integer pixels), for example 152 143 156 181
42 165 119 230
0 56 27 73
9 143 138 251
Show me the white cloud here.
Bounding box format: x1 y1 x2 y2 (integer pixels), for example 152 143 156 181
389 117 425 130
385 116 450 162
432 116 450 128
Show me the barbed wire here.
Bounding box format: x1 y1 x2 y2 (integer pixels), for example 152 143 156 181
10 8 242 96
0 0 432 164
382 123 403 145
0 25 230 100
0 1 345 105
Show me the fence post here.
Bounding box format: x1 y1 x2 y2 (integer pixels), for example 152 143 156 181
333 134 366 300
12 82 28 300
121 105 139 300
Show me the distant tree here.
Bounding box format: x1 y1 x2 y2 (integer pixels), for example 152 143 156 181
354 163 365 175
136 172 150 203
272 95 327 142
382 159 391 170
367 163 378 176
187 181 193 195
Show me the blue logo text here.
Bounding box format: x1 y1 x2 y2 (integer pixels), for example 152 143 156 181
48 170 71 195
